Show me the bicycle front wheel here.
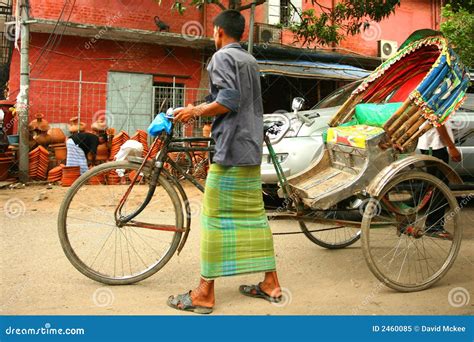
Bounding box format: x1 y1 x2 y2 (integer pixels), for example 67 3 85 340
58 161 184 285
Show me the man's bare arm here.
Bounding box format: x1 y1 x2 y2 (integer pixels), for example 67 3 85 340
436 125 461 162
174 102 229 122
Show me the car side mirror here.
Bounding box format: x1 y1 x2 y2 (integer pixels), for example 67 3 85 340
291 97 305 112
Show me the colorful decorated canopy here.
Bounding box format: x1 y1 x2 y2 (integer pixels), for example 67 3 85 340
353 35 470 126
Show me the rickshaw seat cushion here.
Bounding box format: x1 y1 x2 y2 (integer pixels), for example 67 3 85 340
354 102 403 127
326 124 384 148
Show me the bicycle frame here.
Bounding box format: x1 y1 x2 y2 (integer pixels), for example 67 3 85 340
113 128 213 228
114 123 293 227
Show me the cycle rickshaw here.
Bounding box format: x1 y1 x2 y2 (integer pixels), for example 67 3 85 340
58 34 470 292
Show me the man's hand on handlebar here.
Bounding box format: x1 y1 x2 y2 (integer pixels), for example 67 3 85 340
174 104 196 123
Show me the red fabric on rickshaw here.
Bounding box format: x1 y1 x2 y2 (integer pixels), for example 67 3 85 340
361 46 440 103
389 72 427 103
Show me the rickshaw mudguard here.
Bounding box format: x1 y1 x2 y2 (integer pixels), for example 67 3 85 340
365 154 463 198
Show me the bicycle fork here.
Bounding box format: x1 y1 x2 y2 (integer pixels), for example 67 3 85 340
113 135 185 233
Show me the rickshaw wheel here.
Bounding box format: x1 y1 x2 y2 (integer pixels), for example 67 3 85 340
361 171 462 292
299 207 361 249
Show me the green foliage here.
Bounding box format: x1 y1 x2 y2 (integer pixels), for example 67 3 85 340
444 0 474 13
289 0 400 46
440 4 474 67
156 0 400 46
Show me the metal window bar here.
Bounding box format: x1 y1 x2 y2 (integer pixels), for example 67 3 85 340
28 76 209 138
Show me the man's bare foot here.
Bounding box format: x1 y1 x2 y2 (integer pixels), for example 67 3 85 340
260 271 282 297
189 278 215 308
259 281 281 298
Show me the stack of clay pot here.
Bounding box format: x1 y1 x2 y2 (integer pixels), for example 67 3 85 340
68 116 86 134
61 166 81 187
29 114 52 147
48 127 67 164
148 139 162 159
131 130 149 157
47 164 64 183
88 172 106 185
0 152 13 181
109 131 129 160
29 146 49 180
107 170 121 185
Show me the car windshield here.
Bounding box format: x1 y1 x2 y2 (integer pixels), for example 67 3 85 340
311 81 361 110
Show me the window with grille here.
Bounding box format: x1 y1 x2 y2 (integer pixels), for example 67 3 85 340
280 0 291 26
153 82 185 113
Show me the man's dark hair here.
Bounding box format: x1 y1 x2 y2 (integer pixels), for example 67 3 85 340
98 132 108 142
213 10 245 41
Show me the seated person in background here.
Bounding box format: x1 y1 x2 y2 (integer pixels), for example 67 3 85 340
417 121 461 239
66 132 107 174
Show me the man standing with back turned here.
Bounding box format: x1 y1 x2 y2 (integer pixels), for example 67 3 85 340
167 10 282 314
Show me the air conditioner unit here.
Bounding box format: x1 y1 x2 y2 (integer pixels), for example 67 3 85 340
254 23 282 45
378 40 398 59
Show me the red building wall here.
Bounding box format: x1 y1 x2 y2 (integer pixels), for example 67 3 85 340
8 32 204 126
28 0 265 41
280 0 440 57
7 0 441 129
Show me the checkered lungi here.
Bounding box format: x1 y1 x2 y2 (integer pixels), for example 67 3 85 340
200 164 276 279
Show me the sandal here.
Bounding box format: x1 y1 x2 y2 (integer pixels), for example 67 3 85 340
239 283 282 303
424 228 453 240
167 291 213 314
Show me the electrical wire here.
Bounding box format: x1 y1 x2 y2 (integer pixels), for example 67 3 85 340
31 0 77 78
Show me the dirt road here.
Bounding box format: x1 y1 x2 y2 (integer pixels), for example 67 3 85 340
1 184 473 315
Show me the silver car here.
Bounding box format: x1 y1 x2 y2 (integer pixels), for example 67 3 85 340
262 81 474 184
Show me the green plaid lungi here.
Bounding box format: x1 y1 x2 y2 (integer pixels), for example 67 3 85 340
200 164 276 279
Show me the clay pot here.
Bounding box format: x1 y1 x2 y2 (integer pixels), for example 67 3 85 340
68 123 86 133
54 145 67 162
128 170 143 183
107 170 121 185
47 165 63 182
28 113 50 132
202 124 212 137
92 119 108 133
88 172 106 185
34 132 52 146
48 128 66 144
61 166 81 187
96 143 109 161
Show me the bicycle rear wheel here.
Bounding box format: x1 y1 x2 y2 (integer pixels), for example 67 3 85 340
58 161 183 285
361 171 462 292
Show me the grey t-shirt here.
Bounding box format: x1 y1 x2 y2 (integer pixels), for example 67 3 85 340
207 43 264 166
